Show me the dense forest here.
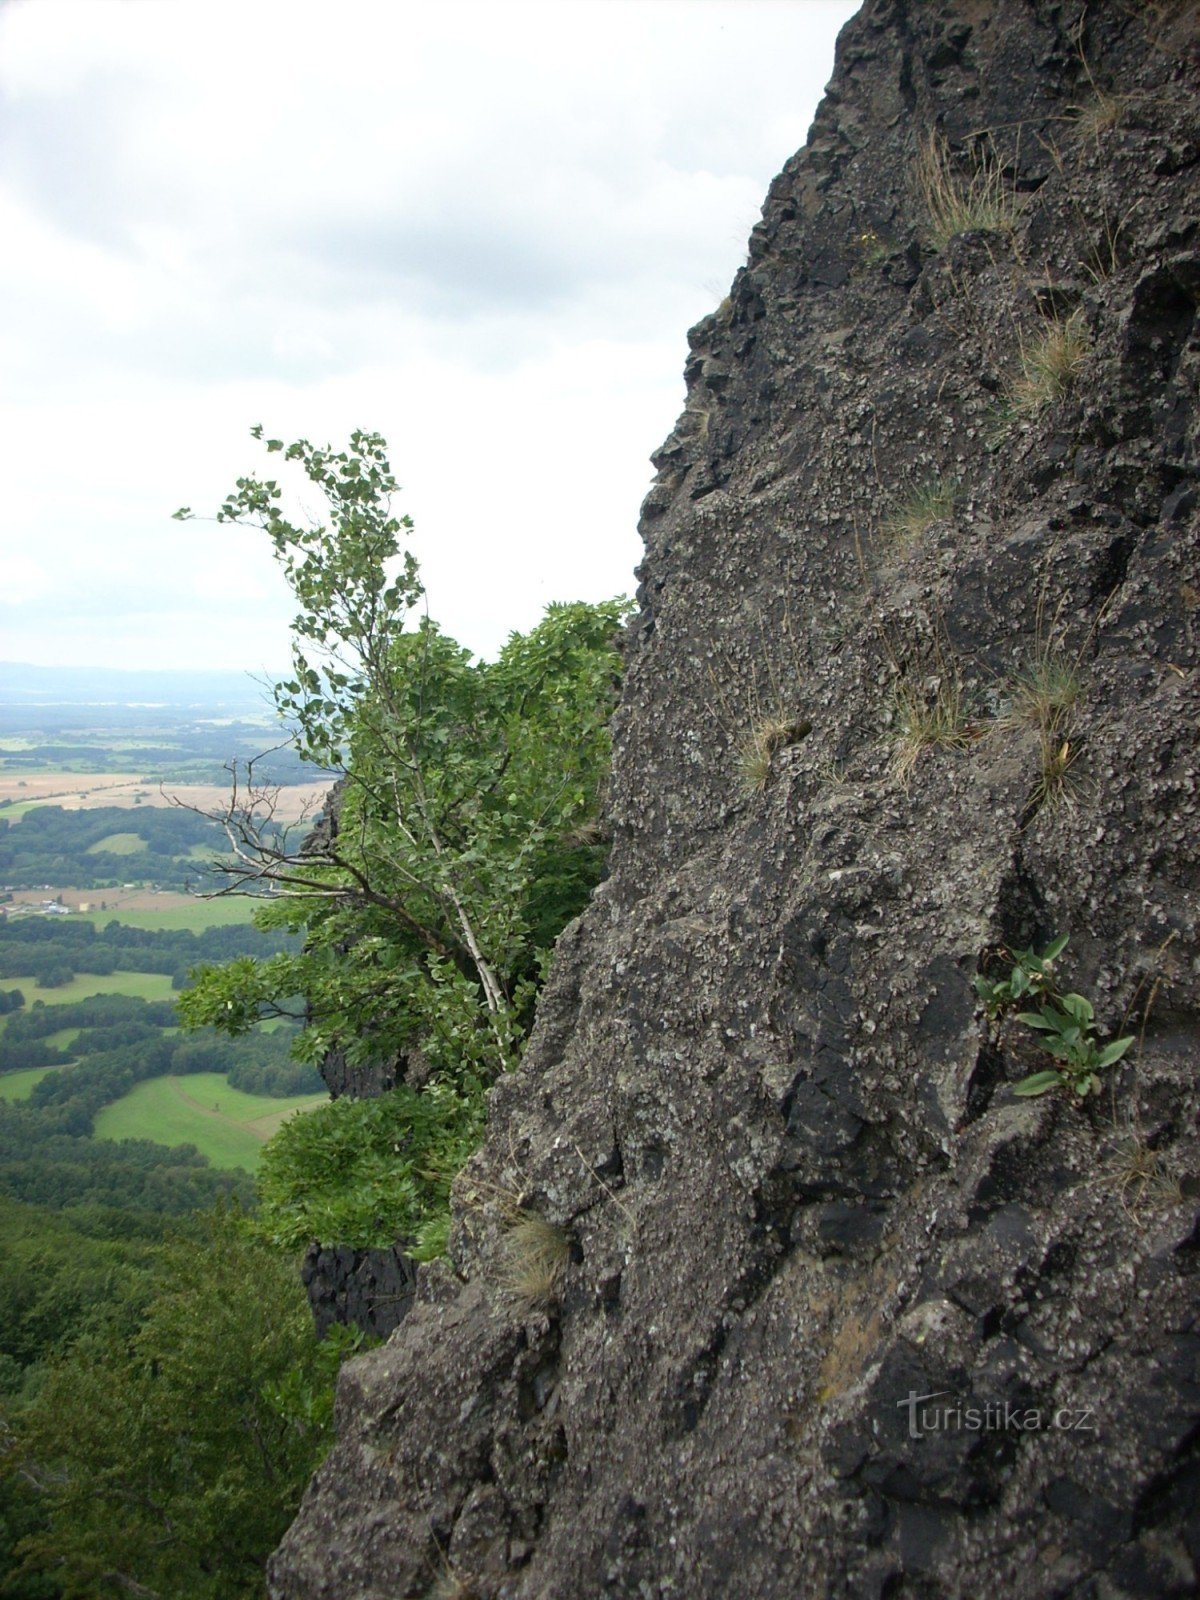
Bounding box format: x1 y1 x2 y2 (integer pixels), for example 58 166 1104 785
0 803 290 892
0 912 299 991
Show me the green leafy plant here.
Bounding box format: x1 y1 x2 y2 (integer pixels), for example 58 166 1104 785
1012 989 1133 1097
974 935 1134 1098
254 1078 485 1253
177 430 629 1084
973 932 1068 1014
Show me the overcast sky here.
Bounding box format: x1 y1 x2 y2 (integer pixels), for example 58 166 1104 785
0 0 858 675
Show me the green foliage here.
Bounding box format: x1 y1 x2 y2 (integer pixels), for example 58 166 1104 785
5 1212 336 1600
973 932 1067 1015
974 935 1135 1098
0 803 231 893
0 1198 165 1385
255 1080 484 1251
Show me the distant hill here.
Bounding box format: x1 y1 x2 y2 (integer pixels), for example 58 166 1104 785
0 663 279 713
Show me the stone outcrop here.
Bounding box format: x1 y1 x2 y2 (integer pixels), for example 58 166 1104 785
270 2 1200 1594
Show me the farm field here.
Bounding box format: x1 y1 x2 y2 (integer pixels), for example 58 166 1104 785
3 971 178 1008
4 887 258 927
78 897 260 932
0 1064 64 1101
93 1072 327 1172
0 771 330 824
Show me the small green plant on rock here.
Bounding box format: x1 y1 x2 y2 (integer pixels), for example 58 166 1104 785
853 228 893 270
974 935 1135 1098
974 932 1067 1015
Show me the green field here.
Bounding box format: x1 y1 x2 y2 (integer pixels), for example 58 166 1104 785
93 1073 326 1172
81 898 258 933
86 831 146 855
4 971 178 1008
43 1026 82 1048
0 1064 66 1101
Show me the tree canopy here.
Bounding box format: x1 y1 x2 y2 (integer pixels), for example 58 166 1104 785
176 428 628 1245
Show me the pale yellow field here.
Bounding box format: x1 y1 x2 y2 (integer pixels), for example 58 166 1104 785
0 772 330 824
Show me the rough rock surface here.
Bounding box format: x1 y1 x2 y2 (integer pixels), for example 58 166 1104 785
301 1242 417 1341
270 2 1200 1595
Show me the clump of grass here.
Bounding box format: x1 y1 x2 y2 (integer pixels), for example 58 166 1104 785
499 1212 570 1313
881 478 956 548
1000 649 1086 812
915 132 1021 249
1097 1133 1184 1217
1001 653 1083 734
1006 312 1090 419
429 1571 479 1600
1030 729 1084 811
889 675 975 782
738 715 812 793
1071 91 1129 137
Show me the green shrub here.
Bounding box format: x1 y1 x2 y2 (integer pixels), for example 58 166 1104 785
255 1078 484 1254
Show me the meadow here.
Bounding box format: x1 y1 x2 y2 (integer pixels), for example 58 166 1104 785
93 1072 327 1172
0 1064 57 1101
3 970 178 1008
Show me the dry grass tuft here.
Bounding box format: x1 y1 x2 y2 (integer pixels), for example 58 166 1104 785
881 479 956 548
1071 92 1130 137
738 715 813 793
889 675 975 782
1006 312 1090 419
1000 647 1087 813
499 1212 571 1313
428 1572 480 1600
1097 1133 1185 1217
915 132 1021 249
1001 653 1083 735
1030 730 1085 812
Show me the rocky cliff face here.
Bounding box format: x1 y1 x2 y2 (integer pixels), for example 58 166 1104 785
269 2 1200 1595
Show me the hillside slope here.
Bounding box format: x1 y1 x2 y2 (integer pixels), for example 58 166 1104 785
270 2 1200 1595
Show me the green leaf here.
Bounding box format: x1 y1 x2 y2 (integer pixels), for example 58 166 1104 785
1059 992 1094 1024
1096 1034 1135 1068
1013 1069 1065 1096
1015 1008 1057 1031
1042 933 1069 962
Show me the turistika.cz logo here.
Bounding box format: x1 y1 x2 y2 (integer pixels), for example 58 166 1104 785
898 1390 1098 1441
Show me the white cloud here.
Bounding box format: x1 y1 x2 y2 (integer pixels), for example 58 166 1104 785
0 0 860 669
